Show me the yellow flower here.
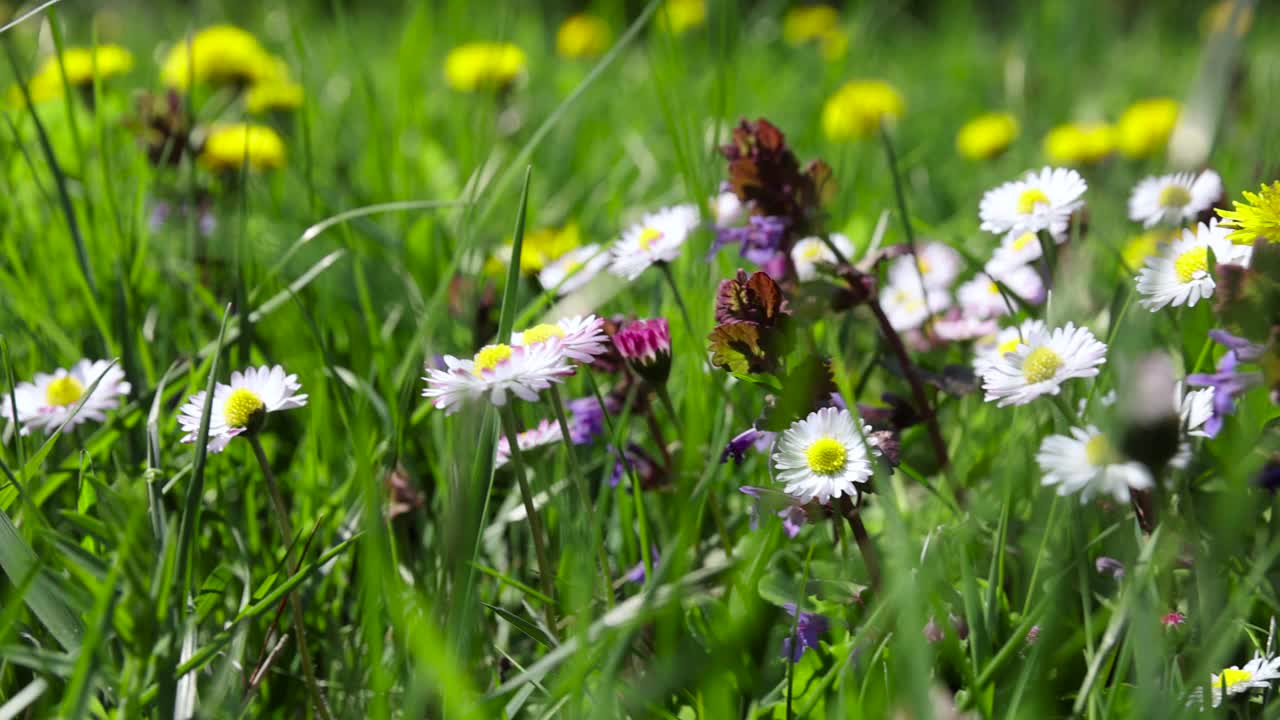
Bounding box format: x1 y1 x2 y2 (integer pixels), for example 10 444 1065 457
1042 122 1116 165
783 5 839 45
490 223 582 275
444 42 527 92
658 0 707 35
14 45 133 105
956 112 1019 161
246 81 304 113
821 80 904 142
1121 227 1178 269
200 124 286 172
1202 0 1253 37
1116 98 1178 159
818 30 849 61
1217 181 1280 245
161 25 280 89
557 14 611 59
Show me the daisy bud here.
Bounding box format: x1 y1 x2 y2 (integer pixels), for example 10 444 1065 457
923 617 945 643
613 318 673 385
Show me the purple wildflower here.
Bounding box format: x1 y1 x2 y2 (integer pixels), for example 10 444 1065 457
1095 556 1125 580
712 215 789 266
623 547 660 583
781 603 830 663
567 395 617 446
923 617 945 643
739 486 810 538
1186 330 1266 437
720 427 776 465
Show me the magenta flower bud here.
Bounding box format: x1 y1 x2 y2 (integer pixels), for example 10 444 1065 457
613 318 673 385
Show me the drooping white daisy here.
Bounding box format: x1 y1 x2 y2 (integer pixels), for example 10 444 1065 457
979 322 1108 406
979 166 1087 239
3 359 131 435
792 233 855 281
1206 654 1280 708
983 229 1060 278
879 280 951 332
1127 170 1222 228
1170 382 1216 469
423 340 575 414
608 203 701 281
512 314 609 364
1036 425 1153 503
495 418 562 468
957 265 1046 318
1135 220 1252 311
177 365 307 453
888 242 962 290
538 244 610 296
771 407 873 505
973 319 1048 370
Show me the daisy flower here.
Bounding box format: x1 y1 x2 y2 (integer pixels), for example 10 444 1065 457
933 310 999 342
979 166 1087 239
979 322 1107 406
537 244 610 296
1127 170 1222 228
879 280 951 332
791 233 854 281
613 318 673 385
957 266 1045 318
973 319 1047 370
3 360 130 435
423 341 575 414
609 204 701 281
984 229 1058 278
495 418 562 467
1206 654 1280 708
888 241 962 290
177 365 306 453
1036 426 1153 503
1217 180 1280 245
710 190 746 228
1179 382 1215 438
1135 220 1252 311
512 315 609 364
771 407 873 505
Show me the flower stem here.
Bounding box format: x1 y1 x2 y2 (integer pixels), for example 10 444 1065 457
878 124 935 317
844 507 881 595
658 261 699 344
248 435 333 720
865 297 950 470
499 405 559 631
654 384 683 436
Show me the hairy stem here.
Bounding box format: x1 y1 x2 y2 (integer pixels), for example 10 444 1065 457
499 406 559 632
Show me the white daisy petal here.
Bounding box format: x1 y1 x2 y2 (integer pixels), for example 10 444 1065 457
888 242 961 291
957 265 1046 318
1127 170 1222 228
176 364 308 453
608 204 702 281
979 321 1107 406
495 418 563 467
423 340 576 415
1036 425 1152 503
1135 219 1252 311
2 359 131 435
538 244 610 296
792 233 855 281
979 166 1087 239
770 407 873 506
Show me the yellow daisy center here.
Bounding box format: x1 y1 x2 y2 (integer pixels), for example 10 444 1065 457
1158 184 1192 208
917 257 932 275
800 242 824 260
472 344 513 376
1016 188 1050 215
1012 232 1038 251
805 437 847 475
45 376 85 407
1220 668 1253 686
1022 346 1063 383
986 280 1001 295
1084 434 1113 466
224 388 265 429
638 226 663 250
1174 246 1208 283
563 259 584 275
521 323 566 345
996 338 1021 356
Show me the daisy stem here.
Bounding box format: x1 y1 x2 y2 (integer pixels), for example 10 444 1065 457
844 507 882 594
1036 230 1058 290
499 405 559 632
865 297 950 470
658 261 699 345
878 123 935 316
654 384 683 436
546 385 615 610
247 435 333 720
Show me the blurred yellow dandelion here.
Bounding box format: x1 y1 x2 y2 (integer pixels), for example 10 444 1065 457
783 5 838 44
557 14 611 59
444 42 527 92
956 112 1019 161
1043 122 1115 165
1121 227 1178 269
200 123 286 172
1217 181 1280 245
13 45 133 105
161 25 281 89
821 80 904 142
246 80 304 113
1116 98 1178 159
658 0 707 35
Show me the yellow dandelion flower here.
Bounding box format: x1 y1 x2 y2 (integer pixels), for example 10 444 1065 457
821 80 904 142
557 14 611 59
1043 122 1115 165
444 42 527 93
520 223 582 273
956 112 1019 161
818 29 849 61
200 124 286 172
1116 98 1178 159
246 80 304 113
161 25 279 89
1217 181 1280 245
16 45 133 105
1121 227 1178 269
658 0 707 35
783 5 839 45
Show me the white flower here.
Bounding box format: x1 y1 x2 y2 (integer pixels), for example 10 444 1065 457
933 310 999 342
1127 170 1222 228
1207 654 1280 708
957 265 1045 318
979 166 1087 239
1036 425 1153 503
496 418 562 467
609 203 701 280
974 319 1047 370
888 242 962 290
771 407 873 505
1135 220 1252 311
1170 382 1216 469
423 340 575 414
538 244 610 296
979 322 1107 406
792 233 854 281
879 280 951 331
711 191 746 227
984 229 1062 278
177 365 307 453
512 314 609 364
3 359 130 435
